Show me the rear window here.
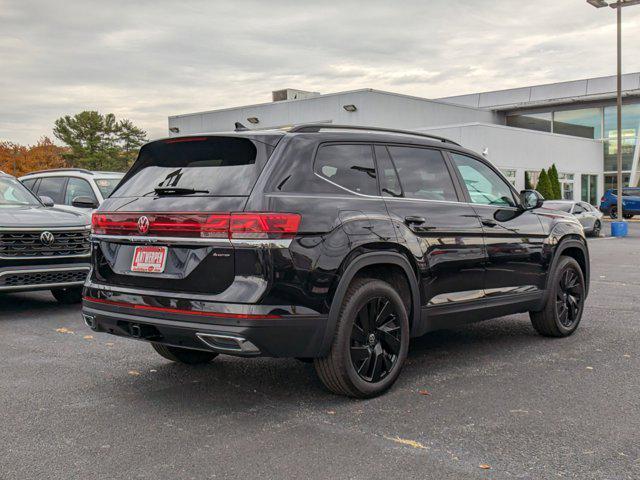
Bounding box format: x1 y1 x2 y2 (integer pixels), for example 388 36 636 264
113 137 259 197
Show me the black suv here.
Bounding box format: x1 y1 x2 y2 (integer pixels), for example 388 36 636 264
0 172 90 303
82 125 589 397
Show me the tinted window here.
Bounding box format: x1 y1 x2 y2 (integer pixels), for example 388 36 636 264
314 144 378 195
113 137 259 197
451 153 516 207
37 177 67 204
387 146 457 201
374 146 401 197
572 203 585 214
65 177 97 205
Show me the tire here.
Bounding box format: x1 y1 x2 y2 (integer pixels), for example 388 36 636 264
530 256 586 337
610 207 617 219
590 221 601 237
314 278 410 398
151 343 218 364
623 213 634 220
51 286 83 304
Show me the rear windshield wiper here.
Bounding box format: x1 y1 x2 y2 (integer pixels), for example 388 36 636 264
153 187 210 195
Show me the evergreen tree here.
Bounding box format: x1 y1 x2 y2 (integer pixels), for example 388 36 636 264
548 164 562 199
536 169 553 200
525 171 534 190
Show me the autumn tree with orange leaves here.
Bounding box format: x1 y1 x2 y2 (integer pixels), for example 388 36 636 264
0 137 67 177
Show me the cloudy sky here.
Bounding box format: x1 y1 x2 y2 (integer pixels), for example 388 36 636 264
2 0 640 145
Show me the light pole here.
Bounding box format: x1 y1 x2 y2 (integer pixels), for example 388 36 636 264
587 0 640 235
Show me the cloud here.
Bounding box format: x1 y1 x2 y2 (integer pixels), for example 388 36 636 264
1 0 639 145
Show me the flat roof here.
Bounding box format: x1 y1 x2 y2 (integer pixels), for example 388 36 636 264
437 72 640 111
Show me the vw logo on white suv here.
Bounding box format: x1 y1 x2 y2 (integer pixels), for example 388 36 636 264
40 231 55 246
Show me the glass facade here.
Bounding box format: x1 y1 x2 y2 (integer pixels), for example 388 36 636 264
554 108 602 139
509 101 640 188
559 173 574 200
506 113 552 133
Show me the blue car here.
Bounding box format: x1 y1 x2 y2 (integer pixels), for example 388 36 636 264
600 187 640 219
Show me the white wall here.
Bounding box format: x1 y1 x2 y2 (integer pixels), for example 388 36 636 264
420 123 604 201
168 89 499 134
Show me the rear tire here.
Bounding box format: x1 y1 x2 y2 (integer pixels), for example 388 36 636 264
610 207 618 219
623 213 634 219
314 278 409 398
530 256 585 337
51 286 83 304
151 343 218 364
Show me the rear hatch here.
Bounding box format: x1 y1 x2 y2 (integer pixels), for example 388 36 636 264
91 135 286 295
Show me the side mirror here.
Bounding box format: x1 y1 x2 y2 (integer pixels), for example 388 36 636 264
520 189 544 210
39 195 55 207
72 196 99 209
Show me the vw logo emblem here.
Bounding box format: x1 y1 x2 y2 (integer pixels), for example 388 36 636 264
40 231 55 246
137 216 150 235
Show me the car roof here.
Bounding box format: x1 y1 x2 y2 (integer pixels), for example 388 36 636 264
20 169 124 179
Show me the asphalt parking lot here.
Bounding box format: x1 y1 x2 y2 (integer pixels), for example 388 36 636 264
1 224 639 480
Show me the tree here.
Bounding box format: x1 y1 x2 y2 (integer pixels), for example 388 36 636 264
0 137 66 177
536 169 553 200
525 171 534 190
548 164 562 200
53 111 147 171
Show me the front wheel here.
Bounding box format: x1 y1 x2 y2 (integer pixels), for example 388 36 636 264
151 343 218 364
530 256 585 337
590 220 601 237
51 286 83 304
314 278 410 398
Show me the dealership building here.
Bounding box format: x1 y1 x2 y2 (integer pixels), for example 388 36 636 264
168 72 640 205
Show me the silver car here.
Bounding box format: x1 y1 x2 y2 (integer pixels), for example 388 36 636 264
542 200 604 237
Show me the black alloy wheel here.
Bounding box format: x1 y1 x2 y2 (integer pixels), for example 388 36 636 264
610 207 618 219
555 267 584 329
592 221 601 237
350 297 402 383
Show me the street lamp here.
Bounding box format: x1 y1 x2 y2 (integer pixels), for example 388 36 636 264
587 1 640 236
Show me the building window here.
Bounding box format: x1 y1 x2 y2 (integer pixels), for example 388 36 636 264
603 103 640 175
605 173 632 192
506 113 552 133
553 108 602 139
581 174 598 205
559 173 574 200
500 169 517 187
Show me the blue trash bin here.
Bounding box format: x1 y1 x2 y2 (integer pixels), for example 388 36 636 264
611 221 628 237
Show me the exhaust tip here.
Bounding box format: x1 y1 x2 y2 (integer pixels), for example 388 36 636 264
83 314 96 329
196 333 260 355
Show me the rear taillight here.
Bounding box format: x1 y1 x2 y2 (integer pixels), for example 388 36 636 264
600 196 606 202
91 212 300 239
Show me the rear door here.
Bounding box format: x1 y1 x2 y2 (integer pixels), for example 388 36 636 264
375 144 486 310
448 152 547 295
91 136 274 296
572 202 592 230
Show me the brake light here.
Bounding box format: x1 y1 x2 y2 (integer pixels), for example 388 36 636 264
91 212 300 239
601 196 606 202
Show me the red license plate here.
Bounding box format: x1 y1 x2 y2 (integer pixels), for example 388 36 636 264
131 246 168 273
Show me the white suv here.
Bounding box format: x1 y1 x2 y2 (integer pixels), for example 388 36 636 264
20 169 124 214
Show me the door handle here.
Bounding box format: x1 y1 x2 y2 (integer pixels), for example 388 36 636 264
481 218 497 227
404 216 426 225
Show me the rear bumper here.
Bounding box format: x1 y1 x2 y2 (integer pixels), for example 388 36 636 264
82 296 329 358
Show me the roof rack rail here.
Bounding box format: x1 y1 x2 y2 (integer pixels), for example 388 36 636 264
288 124 460 146
24 168 94 176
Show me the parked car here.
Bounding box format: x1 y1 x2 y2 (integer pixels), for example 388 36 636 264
82 125 590 398
542 200 603 237
599 187 640 219
0 171 91 303
20 169 124 214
